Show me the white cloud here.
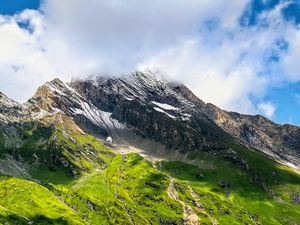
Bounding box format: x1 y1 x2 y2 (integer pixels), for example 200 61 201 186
0 10 54 101
138 39 267 114
137 31 274 114
0 0 251 102
281 30 300 81
139 1 300 115
39 0 249 73
0 10 98 101
0 0 298 123
258 102 276 118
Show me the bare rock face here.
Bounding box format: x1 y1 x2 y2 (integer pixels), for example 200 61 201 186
0 92 33 150
2 70 298 167
30 72 228 154
171 84 300 166
0 92 27 123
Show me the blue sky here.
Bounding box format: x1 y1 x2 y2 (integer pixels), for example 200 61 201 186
0 0 299 126
0 0 40 15
241 0 300 26
240 0 300 125
179 0 300 126
268 83 300 125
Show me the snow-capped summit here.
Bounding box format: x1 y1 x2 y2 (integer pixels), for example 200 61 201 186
26 71 300 166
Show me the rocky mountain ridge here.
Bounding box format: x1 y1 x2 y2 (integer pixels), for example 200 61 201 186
26 71 300 168
1 71 300 225
171 83 300 167
0 71 299 167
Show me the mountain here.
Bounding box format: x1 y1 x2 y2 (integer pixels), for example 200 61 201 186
0 71 300 225
30 71 300 166
172 83 300 166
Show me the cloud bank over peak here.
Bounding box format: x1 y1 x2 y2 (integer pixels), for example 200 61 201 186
0 0 299 121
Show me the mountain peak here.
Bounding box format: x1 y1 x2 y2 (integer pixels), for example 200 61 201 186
46 77 66 89
29 78 69 113
0 91 7 99
49 77 64 84
22 72 300 167
0 91 19 107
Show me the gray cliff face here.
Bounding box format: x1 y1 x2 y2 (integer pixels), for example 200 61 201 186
171 84 300 166
0 92 31 150
71 72 230 152
0 92 27 123
29 72 228 154
19 71 300 166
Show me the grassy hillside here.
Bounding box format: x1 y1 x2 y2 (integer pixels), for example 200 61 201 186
57 153 183 225
0 115 115 184
0 176 85 225
0 117 300 224
158 143 300 224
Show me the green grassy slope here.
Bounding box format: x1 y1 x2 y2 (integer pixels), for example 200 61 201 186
158 143 300 224
0 176 85 225
59 153 183 225
0 118 115 184
0 119 300 224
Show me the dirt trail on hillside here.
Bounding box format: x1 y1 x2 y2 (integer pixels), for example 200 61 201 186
187 185 218 225
167 177 199 225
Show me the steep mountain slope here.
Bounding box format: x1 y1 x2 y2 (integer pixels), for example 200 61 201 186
31 71 300 167
0 91 114 182
30 73 228 154
0 176 85 225
0 71 300 225
171 84 300 166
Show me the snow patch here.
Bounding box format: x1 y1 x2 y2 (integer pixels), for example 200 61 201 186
125 97 134 101
106 136 113 143
181 113 192 121
46 82 67 97
151 101 179 111
71 102 125 129
71 108 84 115
64 83 84 100
153 107 176 119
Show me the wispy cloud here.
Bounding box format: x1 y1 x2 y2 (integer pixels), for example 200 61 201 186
0 0 299 122
139 1 299 116
258 102 276 118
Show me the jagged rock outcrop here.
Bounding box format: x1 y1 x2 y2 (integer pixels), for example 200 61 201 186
0 92 28 123
29 72 228 154
170 84 300 166
1 72 300 225
1 71 299 167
